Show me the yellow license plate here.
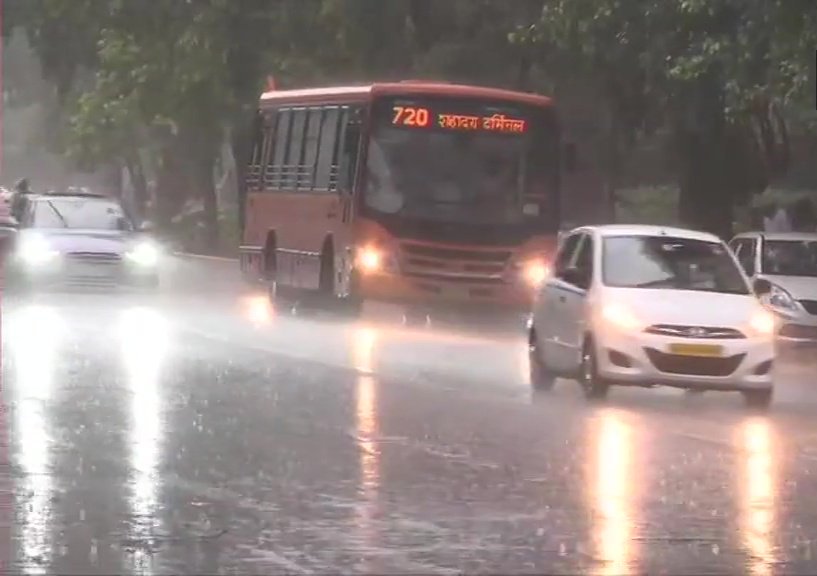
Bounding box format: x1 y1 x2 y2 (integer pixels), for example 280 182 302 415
668 343 724 357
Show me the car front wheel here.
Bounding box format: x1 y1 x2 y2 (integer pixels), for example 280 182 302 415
580 338 609 401
528 328 556 391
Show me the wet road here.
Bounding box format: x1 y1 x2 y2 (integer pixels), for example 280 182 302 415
3 256 817 574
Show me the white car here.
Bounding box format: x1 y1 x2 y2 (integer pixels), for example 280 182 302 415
729 232 817 345
528 225 777 407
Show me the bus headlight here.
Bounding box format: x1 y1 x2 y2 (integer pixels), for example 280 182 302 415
357 246 382 272
126 241 160 267
355 244 398 275
18 235 58 266
523 260 551 288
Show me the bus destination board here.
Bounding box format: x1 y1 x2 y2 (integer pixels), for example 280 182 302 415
391 105 527 134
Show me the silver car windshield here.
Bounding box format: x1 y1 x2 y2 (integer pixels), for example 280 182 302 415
30 198 133 231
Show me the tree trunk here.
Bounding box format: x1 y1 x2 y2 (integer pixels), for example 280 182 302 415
675 72 735 240
231 116 253 243
125 154 148 220
155 143 188 230
676 130 735 239
196 157 218 254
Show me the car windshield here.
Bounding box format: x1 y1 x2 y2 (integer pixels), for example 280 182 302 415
364 97 558 227
602 235 750 294
761 239 817 277
30 197 133 231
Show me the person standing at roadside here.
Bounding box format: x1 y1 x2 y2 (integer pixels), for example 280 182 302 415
10 178 32 222
789 197 817 232
763 201 792 232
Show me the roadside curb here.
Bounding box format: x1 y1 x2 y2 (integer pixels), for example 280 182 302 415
173 252 238 263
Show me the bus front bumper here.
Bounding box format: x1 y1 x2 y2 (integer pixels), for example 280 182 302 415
357 270 536 311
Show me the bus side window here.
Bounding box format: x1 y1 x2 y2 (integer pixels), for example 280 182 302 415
284 109 308 189
338 108 362 194
315 107 341 191
270 109 292 189
246 111 266 190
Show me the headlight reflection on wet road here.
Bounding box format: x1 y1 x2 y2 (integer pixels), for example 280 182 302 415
119 307 169 573
351 326 381 560
239 294 274 327
588 409 638 576
739 418 777 576
7 305 64 574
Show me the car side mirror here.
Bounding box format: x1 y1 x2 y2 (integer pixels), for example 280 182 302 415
563 142 577 173
563 266 589 289
753 278 772 295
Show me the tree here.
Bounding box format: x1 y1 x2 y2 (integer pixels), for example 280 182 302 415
523 0 816 237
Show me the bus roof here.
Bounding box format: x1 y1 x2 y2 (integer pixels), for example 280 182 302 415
260 81 554 108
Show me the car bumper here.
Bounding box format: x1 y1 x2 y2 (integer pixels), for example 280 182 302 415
12 258 158 290
595 328 775 391
357 270 536 312
774 309 817 347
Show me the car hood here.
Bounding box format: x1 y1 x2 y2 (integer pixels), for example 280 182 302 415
761 275 817 300
21 229 133 255
600 286 761 327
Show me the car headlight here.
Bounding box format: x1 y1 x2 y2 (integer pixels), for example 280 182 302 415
126 242 160 266
762 283 798 313
17 235 58 265
748 308 777 337
599 303 642 331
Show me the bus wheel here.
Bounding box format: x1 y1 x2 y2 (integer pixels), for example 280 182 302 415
263 245 278 306
340 270 363 317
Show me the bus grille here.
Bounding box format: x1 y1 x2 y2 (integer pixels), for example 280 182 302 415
399 242 511 282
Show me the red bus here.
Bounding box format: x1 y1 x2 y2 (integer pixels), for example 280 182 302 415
240 81 566 313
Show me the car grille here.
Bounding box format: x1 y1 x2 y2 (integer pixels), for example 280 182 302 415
645 324 746 339
799 300 817 315
64 252 122 286
644 347 745 377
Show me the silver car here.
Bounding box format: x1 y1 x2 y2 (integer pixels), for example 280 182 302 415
9 191 161 291
729 232 817 345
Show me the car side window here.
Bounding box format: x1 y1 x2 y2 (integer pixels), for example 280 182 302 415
572 234 594 288
554 233 582 278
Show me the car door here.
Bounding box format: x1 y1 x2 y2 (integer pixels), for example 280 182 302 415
535 232 582 365
557 233 595 370
553 232 594 371
537 232 586 372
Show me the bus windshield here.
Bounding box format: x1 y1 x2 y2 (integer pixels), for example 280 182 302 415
364 96 557 228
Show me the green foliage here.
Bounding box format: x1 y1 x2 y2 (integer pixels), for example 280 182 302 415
11 0 817 243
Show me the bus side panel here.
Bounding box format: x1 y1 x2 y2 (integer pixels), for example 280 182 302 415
244 191 346 291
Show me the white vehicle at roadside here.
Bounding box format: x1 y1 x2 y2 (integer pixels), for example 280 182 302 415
528 225 777 408
729 232 817 345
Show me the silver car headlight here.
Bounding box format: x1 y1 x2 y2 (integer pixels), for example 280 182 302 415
761 283 798 314
125 241 160 267
17 234 59 266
